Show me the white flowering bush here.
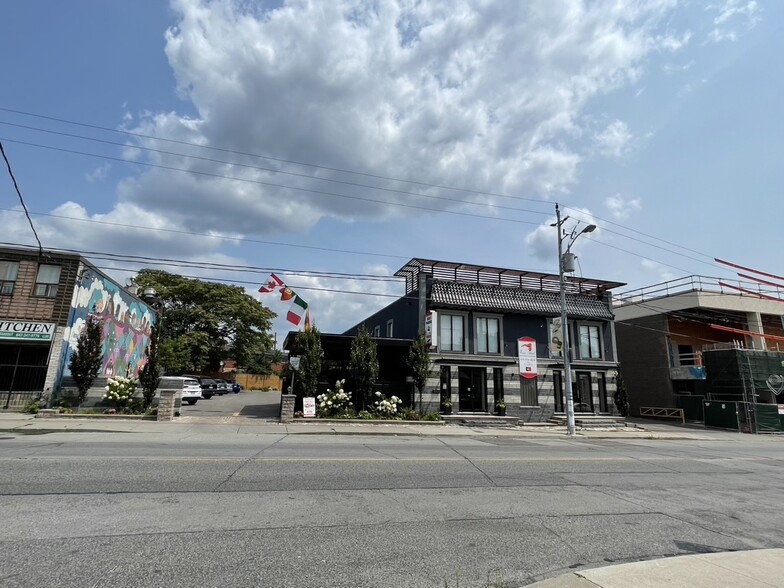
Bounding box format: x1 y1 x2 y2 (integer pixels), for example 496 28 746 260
103 375 138 409
373 390 402 418
316 379 353 417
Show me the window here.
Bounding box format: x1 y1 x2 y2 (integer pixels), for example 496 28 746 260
475 316 501 354
35 264 61 297
373 325 380 337
440 314 465 352
577 324 602 359
386 320 394 338
0 261 19 295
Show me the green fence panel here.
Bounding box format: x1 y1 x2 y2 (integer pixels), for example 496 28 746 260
754 404 782 432
703 400 739 430
675 395 705 422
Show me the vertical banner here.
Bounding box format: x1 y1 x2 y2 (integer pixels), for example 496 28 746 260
548 318 563 357
518 337 538 379
425 310 438 350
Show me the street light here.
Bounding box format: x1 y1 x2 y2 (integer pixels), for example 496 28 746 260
552 203 596 436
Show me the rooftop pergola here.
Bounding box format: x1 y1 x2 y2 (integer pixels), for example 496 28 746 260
394 258 625 296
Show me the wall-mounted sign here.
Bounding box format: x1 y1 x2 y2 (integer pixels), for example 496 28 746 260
303 396 316 418
425 310 438 350
0 321 55 342
548 318 563 357
518 336 538 379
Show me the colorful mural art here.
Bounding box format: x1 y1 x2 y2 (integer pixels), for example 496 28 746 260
61 268 156 378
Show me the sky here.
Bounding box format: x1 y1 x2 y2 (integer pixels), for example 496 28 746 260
0 0 781 343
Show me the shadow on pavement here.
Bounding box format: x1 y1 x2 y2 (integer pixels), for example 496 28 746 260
238 403 280 419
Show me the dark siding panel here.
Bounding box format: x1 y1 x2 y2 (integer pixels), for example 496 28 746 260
343 295 419 339
616 315 673 415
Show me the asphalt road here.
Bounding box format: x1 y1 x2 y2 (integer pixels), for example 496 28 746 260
179 389 280 419
0 431 782 587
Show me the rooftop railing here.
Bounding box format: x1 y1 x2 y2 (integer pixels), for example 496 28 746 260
614 275 784 307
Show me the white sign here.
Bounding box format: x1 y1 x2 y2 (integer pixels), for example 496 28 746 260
548 318 563 357
518 337 538 379
290 357 301 371
303 396 316 418
425 310 438 350
0 321 55 342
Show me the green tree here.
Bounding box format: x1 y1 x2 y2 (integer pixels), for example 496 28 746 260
613 365 629 417
293 326 323 397
407 331 431 415
68 315 104 407
133 269 276 373
138 320 161 409
351 325 378 408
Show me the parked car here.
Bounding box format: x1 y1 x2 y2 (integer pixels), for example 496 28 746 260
215 379 230 395
158 376 202 405
183 375 215 399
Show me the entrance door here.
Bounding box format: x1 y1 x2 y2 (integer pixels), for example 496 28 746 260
458 367 486 412
575 371 594 412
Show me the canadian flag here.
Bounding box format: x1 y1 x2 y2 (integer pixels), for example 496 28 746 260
258 273 284 294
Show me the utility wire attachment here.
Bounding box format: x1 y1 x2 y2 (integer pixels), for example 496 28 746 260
0 141 44 257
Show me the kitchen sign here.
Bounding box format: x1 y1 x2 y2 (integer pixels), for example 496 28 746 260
0 321 55 342
518 337 538 379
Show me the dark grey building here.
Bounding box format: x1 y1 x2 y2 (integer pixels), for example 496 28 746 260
345 259 625 421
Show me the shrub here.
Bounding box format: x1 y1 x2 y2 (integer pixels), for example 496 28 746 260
357 410 375 420
372 390 402 418
400 407 420 421
316 379 353 417
103 376 138 409
422 412 443 421
57 407 74 414
23 400 44 414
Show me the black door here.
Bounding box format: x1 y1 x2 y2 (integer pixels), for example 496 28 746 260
458 367 486 412
575 371 594 412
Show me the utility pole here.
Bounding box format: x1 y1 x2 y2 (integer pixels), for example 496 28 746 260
554 203 596 436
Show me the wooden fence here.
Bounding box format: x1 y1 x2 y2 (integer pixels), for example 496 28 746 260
234 373 282 391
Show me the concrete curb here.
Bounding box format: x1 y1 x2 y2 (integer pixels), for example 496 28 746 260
527 548 784 587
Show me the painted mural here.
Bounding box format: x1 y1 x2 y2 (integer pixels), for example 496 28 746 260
62 269 156 378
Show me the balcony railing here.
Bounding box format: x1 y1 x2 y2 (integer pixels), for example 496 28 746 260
614 275 784 307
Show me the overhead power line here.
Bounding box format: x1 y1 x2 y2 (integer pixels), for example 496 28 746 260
0 106 736 273
0 137 545 227
0 142 43 256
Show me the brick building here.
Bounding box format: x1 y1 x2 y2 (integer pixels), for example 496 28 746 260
0 246 155 409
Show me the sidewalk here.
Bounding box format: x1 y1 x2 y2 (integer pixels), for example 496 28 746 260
528 548 784 587
0 412 755 440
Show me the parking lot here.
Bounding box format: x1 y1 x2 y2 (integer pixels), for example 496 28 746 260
178 389 281 420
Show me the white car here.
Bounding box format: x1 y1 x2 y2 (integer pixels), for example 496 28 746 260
159 376 203 406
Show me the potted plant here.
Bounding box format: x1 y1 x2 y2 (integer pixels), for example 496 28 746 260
495 399 506 416
441 396 453 415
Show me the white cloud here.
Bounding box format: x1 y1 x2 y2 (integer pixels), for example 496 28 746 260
525 207 598 263
605 194 642 220
84 163 111 183
96 0 691 236
594 120 634 158
705 0 761 44
641 258 678 282
662 59 695 75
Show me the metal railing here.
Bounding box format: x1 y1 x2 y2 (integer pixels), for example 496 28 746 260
614 275 784 307
640 406 685 423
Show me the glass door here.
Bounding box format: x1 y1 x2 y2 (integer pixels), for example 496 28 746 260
458 367 486 412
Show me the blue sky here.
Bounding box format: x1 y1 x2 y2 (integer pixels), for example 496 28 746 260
1 0 781 340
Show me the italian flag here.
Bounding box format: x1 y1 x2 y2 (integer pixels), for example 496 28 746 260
287 295 309 326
